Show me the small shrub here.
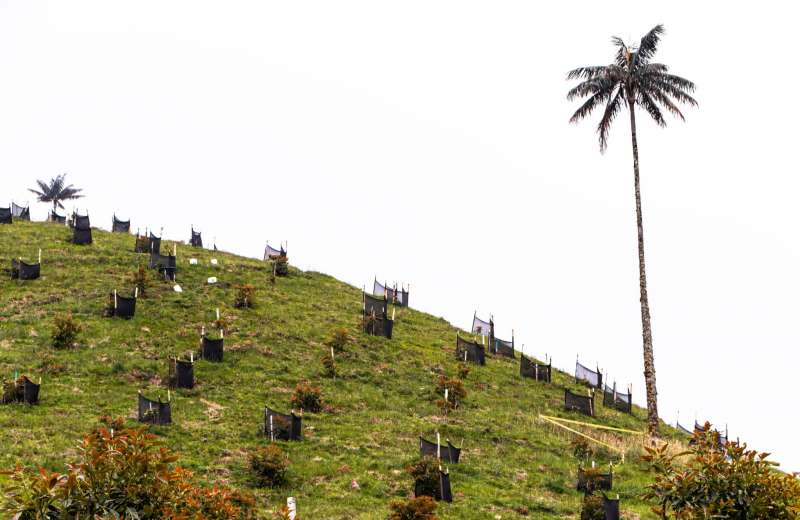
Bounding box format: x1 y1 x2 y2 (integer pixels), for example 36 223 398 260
643 426 800 518
234 284 256 309
579 493 605 520
321 350 337 378
405 457 439 499
580 467 610 495
291 381 322 413
52 313 81 349
457 364 470 380
131 264 148 297
326 328 352 353
248 444 289 488
571 437 594 460
273 506 300 519
388 496 438 520
434 375 466 409
1 418 258 519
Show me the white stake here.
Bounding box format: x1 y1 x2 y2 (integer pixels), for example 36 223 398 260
38 249 41 264
216 308 220 320
134 287 139 298
220 330 224 339
114 290 118 309
287 497 296 520
444 388 449 402
167 390 171 401
436 431 441 460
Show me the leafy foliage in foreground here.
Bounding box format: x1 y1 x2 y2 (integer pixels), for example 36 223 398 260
643 425 800 519
2 417 258 519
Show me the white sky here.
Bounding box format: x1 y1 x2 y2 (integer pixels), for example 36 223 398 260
2 1 799 472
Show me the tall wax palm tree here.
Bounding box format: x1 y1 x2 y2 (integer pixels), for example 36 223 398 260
29 173 84 215
567 25 697 436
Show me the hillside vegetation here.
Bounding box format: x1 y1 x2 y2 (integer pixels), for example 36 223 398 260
0 221 683 518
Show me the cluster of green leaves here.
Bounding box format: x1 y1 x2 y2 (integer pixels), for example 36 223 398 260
234 284 256 309
1 418 258 519
643 424 800 518
248 444 290 488
290 381 323 413
434 374 466 412
50 313 80 349
388 496 438 520
405 456 440 499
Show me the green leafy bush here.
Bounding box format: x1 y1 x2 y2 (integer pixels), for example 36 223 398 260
51 313 81 349
571 437 594 460
248 444 289 488
291 381 322 413
234 284 256 308
321 350 337 378
434 375 466 411
405 456 440 499
1 417 258 519
326 328 352 353
274 255 289 276
579 493 605 520
643 424 800 519
457 364 470 380
388 495 438 520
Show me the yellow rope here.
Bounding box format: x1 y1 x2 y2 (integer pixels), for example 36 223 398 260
539 414 644 435
538 415 628 462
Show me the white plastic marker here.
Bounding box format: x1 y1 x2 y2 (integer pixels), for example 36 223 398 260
189 258 198 265
210 258 218 266
287 497 296 520
173 284 182 293
207 277 217 284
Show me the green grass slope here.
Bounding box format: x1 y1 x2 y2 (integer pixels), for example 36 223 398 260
0 221 682 518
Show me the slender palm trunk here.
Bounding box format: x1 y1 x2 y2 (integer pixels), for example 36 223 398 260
628 100 659 436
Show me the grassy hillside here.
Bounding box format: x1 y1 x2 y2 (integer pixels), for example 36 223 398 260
0 221 683 518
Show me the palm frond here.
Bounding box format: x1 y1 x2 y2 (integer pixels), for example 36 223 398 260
598 87 625 151
637 25 664 64
638 92 667 126
570 89 613 123
566 66 608 81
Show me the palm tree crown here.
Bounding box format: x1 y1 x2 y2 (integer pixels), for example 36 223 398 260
567 24 697 150
29 173 84 211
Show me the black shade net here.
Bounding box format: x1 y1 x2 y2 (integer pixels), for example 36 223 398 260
112 215 130 233
576 467 613 493
575 361 602 388
494 337 515 358
565 389 594 417
190 229 203 248
111 292 136 319
137 393 171 425
11 203 30 221
520 355 551 382
170 358 194 389
264 406 302 441
602 384 632 414
455 336 485 365
201 336 224 362
72 227 93 245
0 207 11 224
419 436 461 464
11 259 40 280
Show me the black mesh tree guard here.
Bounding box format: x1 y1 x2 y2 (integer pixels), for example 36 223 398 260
49 210 66 224
0 207 11 224
471 314 491 337
364 292 388 318
264 243 286 260
149 232 162 255
71 214 90 230
72 227 93 245
576 467 613 493
419 436 461 464
602 383 632 414
520 355 551 382
137 392 171 425
264 406 302 441
603 495 620 520
676 422 692 436
414 470 453 503
134 231 159 254
494 337 515 358
149 251 177 281
455 335 485 365
110 291 136 319
3 376 40 405
11 259 40 280
201 335 224 362
112 214 130 233
169 358 194 389
564 389 594 417
374 279 410 307
363 312 393 339
190 228 203 248
575 361 603 388
12 203 30 221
